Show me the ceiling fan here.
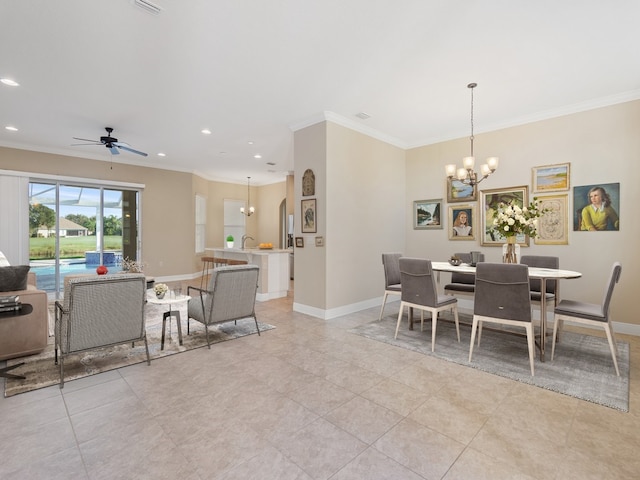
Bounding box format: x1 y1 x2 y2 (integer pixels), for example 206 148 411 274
72 127 148 157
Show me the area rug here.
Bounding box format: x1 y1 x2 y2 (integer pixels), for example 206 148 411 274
351 315 629 412
4 302 274 397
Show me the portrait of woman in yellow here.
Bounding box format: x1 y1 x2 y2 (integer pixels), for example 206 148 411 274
580 185 619 231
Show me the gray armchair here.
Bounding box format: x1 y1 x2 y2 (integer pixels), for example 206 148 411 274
552 262 622 376
469 263 535 375
187 265 260 347
54 274 149 388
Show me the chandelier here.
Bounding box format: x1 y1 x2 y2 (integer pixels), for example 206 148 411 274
240 176 255 216
445 83 499 186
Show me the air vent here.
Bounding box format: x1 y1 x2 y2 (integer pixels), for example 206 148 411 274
266 162 276 166
134 0 162 14
356 112 371 120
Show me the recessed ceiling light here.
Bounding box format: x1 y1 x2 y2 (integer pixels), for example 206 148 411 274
157 153 166 157
5 126 18 131
201 129 211 135
254 154 262 159
1 78 19 87
247 141 254 145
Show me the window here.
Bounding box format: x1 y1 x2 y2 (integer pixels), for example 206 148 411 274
195 194 206 253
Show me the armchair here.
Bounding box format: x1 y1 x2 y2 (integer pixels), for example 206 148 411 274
187 265 260 348
54 274 149 388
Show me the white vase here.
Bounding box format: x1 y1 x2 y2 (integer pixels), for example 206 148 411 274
226 241 234 248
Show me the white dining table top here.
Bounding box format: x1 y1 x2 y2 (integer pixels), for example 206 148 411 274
431 262 582 280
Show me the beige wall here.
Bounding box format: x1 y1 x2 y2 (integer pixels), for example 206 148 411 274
293 121 406 316
406 100 640 328
0 147 285 280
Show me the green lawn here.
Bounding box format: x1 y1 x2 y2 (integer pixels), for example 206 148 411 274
30 235 123 260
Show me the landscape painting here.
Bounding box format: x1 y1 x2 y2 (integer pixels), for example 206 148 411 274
413 199 443 230
532 163 570 193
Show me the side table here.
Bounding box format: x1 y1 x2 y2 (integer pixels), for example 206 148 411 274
0 303 33 379
146 292 190 350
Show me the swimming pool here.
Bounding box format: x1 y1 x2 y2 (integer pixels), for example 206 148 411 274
30 261 124 292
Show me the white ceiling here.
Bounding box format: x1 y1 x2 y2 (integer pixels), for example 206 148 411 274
1 0 640 186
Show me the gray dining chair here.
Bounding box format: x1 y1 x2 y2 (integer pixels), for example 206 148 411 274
379 253 403 320
520 254 559 307
395 257 459 352
444 252 485 297
551 262 622 376
469 263 535 375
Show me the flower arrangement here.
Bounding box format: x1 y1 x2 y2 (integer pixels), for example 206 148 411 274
154 283 168 297
492 198 547 239
120 256 145 273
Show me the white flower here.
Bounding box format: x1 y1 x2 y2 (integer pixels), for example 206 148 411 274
154 283 168 295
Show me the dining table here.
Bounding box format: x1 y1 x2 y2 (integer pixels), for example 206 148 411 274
430 261 582 361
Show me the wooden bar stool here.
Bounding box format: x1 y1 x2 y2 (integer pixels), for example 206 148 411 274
200 256 215 289
227 259 248 265
213 257 228 267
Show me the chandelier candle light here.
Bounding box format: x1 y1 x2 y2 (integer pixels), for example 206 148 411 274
240 176 255 216
445 83 499 186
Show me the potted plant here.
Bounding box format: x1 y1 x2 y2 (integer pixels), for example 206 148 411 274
226 235 234 248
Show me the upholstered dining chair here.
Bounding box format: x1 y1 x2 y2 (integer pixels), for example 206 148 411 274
551 262 622 376
379 253 403 320
520 254 559 307
395 257 459 352
469 263 535 375
443 252 485 297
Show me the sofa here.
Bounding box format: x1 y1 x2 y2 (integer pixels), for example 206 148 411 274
0 271 49 361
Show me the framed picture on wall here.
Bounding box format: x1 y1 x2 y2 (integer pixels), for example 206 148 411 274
535 194 569 245
447 177 477 203
573 183 620 231
532 163 571 193
480 185 529 246
301 198 317 233
448 204 475 240
295 237 304 248
413 199 443 229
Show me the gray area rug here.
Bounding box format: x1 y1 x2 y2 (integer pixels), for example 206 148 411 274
351 314 629 411
4 302 274 397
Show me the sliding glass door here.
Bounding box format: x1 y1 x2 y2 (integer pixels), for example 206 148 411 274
28 181 140 296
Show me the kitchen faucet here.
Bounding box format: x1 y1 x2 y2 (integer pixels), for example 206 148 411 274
241 235 254 250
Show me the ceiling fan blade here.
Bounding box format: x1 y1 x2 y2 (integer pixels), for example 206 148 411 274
72 137 100 143
117 144 148 157
71 142 102 146
109 146 120 155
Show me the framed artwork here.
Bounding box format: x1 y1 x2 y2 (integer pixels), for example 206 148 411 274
573 183 620 231
480 185 529 246
315 236 324 247
301 198 317 233
413 199 443 230
447 177 477 203
295 237 304 248
532 163 571 193
535 194 569 245
448 204 476 240
302 169 315 196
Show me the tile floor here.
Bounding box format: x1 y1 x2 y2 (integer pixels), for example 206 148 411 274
1 292 639 479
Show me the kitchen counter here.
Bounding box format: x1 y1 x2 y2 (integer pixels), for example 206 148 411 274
206 248 290 301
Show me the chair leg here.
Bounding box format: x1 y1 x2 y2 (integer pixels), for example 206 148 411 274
477 321 483 346
59 355 65 389
551 316 560 361
453 307 460 342
525 323 535 376
603 323 620 376
394 303 404 339
431 312 437 352
144 335 151 365
379 292 389 320
469 317 478 363
254 315 261 335
204 324 211 349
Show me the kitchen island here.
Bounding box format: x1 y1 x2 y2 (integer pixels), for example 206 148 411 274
206 248 290 301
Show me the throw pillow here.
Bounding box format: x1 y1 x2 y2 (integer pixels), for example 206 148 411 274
0 265 31 292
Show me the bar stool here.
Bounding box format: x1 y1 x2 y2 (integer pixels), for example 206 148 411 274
200 256 215 289
227 259 248 265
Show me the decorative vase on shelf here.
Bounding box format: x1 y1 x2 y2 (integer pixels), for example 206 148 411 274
155 292 165 300
502 236 519 264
